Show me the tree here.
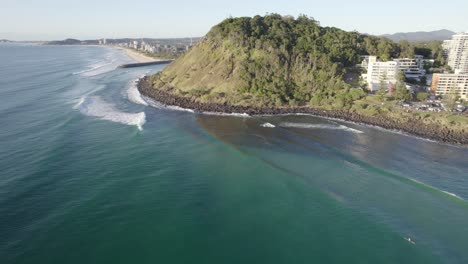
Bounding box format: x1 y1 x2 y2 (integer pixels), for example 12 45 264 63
414 47 432 58
443 85 460 111
394 81 412 101
398 40 414 58
397 71 406 83
378 73 387 101
416 92 429 101
393 72 412 101
419 76 427 86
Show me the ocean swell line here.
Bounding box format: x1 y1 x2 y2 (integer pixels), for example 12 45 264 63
76 96 146 130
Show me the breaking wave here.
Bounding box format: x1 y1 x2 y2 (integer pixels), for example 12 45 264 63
73 97 86 109
127 80 148 106
408 178 466 201
76 96 146 130
144 97 195 113
260 122 276 128
72 60 117 77
279 122 363 134
202 111 250 117
144 97 250 117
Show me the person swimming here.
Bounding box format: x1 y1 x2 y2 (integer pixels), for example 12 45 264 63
405 237 415 244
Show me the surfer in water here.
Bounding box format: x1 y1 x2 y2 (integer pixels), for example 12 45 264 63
405 237 415 244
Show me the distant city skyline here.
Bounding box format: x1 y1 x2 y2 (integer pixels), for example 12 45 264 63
1 0 467 41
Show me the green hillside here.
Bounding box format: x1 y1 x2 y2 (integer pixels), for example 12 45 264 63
149 14 412 108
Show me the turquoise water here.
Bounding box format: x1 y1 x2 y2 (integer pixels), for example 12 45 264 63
1 43 467 264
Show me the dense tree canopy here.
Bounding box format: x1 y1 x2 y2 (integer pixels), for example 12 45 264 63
206 14 413 105
155 14 444 107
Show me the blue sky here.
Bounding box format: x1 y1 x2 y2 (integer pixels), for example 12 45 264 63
1 0 466 40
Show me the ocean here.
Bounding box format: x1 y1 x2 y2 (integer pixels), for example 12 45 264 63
1 43 467 264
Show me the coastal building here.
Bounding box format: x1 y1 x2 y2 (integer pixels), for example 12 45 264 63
361 56 398 91
361 55 426 91
359 55 370 69
442 39 452 59
393 55 425 79
444 32 468 73
143 44 155 53
431 73 468 100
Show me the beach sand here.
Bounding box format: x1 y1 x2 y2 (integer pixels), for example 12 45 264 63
115 47 159 63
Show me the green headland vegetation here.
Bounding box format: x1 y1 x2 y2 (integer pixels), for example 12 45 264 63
143 14 467 141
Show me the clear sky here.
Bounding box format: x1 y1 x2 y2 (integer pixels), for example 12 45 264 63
1 0 466 40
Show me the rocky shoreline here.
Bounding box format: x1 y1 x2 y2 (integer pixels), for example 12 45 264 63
138 77 468 145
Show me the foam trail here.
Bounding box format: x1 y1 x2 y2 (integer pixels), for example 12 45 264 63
73 97 86 109
144 96 254 116
145 97 195 113
408 178 466 201
261 123 276 128
72 57 119 77
279 122 363 134
442 191 464 200
202 111 250 117
73 60 114 75
127 80 148 106
78 96 146 130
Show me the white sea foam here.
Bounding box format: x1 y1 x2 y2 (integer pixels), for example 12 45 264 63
166 105 195 113
202 111 250 117
72 60 117 77
144 97 195 113
292 113 466 147
442 190 464 200
143 96 254 116
73 97 86 109
408 178 466 201
127 80 148 106
260 122 276 128
78 96 146 130
279 122 363 134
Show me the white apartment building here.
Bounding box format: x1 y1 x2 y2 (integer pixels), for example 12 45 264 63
431 73 468 100
444 32 468 74
442 39 452 59
394 55 424 71
393 55 425 79
362 56 399 91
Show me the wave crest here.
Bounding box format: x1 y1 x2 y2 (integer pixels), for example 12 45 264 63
260 122 276 128
77 96 146 130
127 80 148 106
279 122 363 134
72 60 117 77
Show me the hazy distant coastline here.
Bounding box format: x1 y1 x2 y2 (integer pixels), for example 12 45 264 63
113 46 159 63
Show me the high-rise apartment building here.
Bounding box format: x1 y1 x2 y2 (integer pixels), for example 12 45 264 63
444 32 468 74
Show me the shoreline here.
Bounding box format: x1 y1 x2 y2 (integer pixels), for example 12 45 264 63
112 46 160 63
137 77 468 145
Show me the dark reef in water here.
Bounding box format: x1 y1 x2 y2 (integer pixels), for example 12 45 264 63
138 77 468 145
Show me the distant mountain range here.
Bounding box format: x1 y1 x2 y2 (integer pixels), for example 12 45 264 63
381 29 456 42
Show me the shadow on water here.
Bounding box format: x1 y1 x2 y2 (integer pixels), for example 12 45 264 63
194 113 468 263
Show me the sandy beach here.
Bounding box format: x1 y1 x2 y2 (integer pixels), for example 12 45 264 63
114 46 159 63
